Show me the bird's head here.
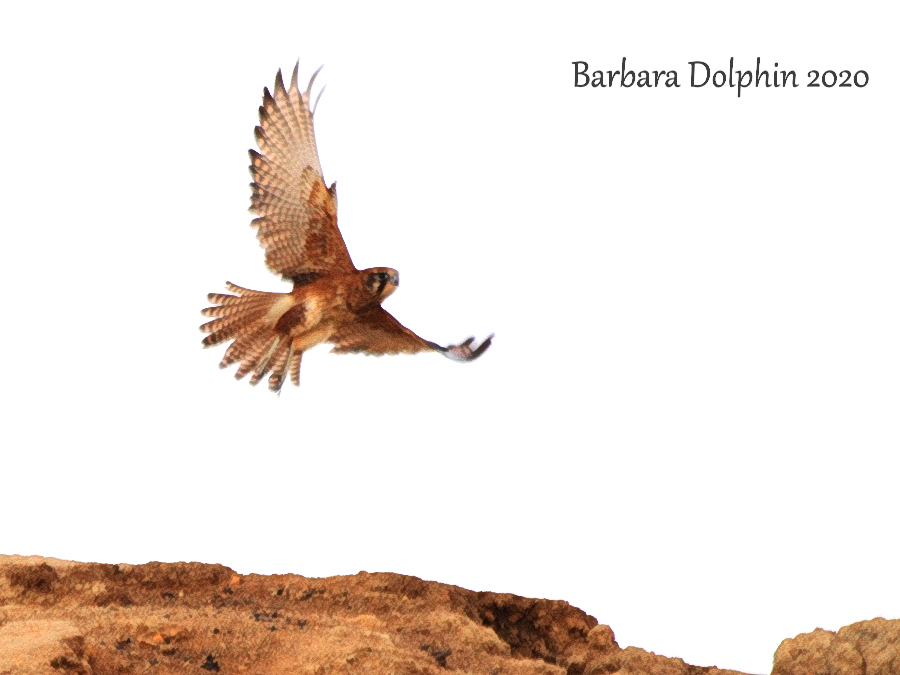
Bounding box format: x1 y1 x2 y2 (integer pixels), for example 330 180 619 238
364 267 400 301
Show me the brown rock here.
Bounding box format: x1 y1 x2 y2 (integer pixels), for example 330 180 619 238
0 555 892 675
772 618 900 675
0 619 91 675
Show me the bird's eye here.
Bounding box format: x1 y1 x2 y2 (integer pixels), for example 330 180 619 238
378 272 389 282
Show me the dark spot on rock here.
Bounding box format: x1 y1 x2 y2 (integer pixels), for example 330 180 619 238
569 626 588 639
50 655 88 674
252 610 278 622
432 649 452 668
8 563 58 595
222 587 233 595
296 619 308 629
162 648 177 657
115 638 132 651
276 588 283 596
95 590 133 608
149 658 159 666
269 625 277 631
419 644 451 668
212 628 219 634
62 636 86 661
161 592 175 599
201 655 220 671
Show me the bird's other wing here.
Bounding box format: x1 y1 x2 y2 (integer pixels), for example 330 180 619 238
329 306 493 361
249 64 355 281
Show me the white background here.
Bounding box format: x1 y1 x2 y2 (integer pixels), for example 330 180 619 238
1 2 897 673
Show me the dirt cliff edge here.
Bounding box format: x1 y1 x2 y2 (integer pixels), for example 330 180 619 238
0 555 895 675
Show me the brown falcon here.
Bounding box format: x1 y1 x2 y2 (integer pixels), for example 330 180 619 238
200 64 493 392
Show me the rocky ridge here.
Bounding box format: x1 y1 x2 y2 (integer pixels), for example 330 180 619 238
0 555 896 675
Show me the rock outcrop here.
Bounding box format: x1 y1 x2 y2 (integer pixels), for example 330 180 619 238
772 619 900 675
0 555 895 675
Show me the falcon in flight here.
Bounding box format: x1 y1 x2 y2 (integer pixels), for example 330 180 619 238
201 64 493 392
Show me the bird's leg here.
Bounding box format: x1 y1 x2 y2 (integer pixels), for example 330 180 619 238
442 334 494 362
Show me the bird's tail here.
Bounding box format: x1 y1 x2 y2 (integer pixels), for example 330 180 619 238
200 282 303 392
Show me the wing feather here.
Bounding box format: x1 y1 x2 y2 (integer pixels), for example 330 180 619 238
249 66 354 281
330 307 440 356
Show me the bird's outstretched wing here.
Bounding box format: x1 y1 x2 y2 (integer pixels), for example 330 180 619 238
249 64 355 281
330 306 493 361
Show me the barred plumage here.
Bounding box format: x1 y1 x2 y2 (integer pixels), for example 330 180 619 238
288 343 303 387
265 340 293 392
224 281 270 296
201 306 271 347
234 333 278 381
201 64 492 392
249 337 282 386
220 324 273 369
